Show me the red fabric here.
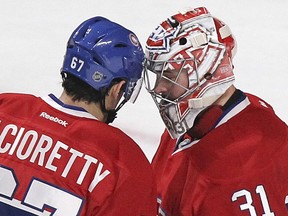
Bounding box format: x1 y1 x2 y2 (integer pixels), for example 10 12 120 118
187 105 223 139
152 93 288 215
0 93 157 216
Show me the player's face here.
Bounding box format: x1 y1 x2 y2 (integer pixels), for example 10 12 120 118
153 68 189 102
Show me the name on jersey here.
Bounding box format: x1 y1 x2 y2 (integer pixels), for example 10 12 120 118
0 123 110 192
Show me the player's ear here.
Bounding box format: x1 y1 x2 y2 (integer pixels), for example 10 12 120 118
109 80 126 98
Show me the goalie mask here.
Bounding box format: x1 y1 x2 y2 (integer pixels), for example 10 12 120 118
144 7 237 139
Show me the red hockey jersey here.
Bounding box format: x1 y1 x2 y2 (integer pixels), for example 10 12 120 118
152 92 288 215
0 93 157 216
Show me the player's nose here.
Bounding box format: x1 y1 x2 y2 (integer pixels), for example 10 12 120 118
153 81 168 95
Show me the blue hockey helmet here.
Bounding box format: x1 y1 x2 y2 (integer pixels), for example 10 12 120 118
61 16 144 102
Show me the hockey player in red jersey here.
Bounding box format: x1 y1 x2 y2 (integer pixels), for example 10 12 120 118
0 17 156 215
144 6 288 215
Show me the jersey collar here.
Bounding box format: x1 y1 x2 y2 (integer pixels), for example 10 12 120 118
41 94 98 120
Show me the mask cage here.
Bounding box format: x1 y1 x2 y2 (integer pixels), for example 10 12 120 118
144 57 200 110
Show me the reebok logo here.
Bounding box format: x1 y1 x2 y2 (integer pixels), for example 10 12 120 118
40 112 68 127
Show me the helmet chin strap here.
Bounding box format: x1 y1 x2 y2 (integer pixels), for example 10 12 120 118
101 97 127 124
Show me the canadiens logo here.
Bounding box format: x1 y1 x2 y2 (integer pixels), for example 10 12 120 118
129 33 140 47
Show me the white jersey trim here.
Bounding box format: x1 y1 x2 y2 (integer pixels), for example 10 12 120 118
215 96 250 127
0 196 50 216
173 96 251 155
173 139 200 155
41 94 98 120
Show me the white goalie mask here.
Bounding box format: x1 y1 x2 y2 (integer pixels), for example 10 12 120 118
144 7 237 139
